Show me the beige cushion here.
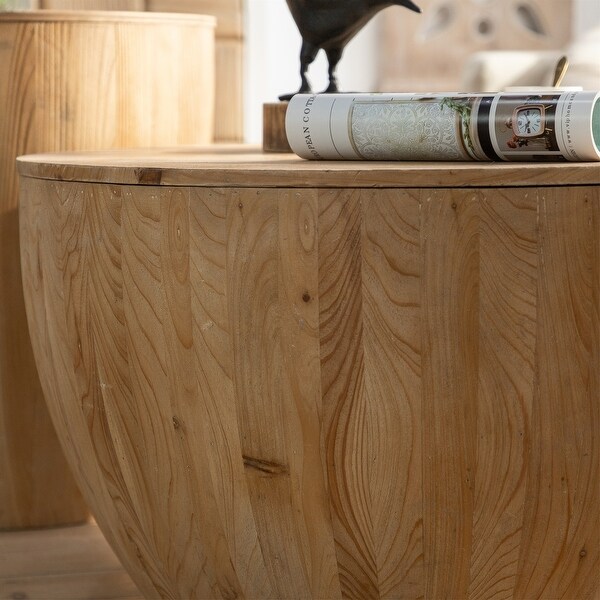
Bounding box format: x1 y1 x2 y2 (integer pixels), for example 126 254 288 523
461 50 562 92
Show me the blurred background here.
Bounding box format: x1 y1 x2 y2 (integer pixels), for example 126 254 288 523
2 0 598 142
244 0 600 141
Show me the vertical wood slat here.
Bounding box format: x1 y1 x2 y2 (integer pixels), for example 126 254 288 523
278 190 342 599
361 190 424 599
227 188 342 599
318 190 378 599
468 191 538 600
227 189 308 598
189 188 275 599
158 188 246 599
421 191 479 599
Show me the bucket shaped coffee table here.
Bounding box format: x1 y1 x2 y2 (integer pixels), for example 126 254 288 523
18 149 599 599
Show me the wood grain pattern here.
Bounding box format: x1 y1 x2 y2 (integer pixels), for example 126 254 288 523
263 103 292 153
146 0 244 142
319 190 376 598
278 190 340 599
40 0 245 142
469 191 537 600
17 148 600 189
18 153 600 598
514 188 599 599
361 190 424 598
38 0 145 8
0 12 214 530
228 189 313 598
421 191 479 597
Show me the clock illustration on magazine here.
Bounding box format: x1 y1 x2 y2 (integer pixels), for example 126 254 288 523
504 98 556 150
511 104 547 138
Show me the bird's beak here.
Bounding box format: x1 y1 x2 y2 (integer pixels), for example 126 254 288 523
398 0 422 13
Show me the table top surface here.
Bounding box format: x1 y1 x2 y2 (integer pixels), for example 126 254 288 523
0 10 215 25
17 146 600 189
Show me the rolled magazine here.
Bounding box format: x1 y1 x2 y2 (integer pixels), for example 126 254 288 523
285 91 600 162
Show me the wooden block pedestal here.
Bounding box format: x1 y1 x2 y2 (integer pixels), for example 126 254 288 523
263 102 292 153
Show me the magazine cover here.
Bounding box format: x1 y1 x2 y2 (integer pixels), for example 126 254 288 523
286 91 600 162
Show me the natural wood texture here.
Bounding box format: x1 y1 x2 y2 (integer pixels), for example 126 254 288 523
38 0 145 8
18 151 600 598
0 12 214 530
17 147 600 188
469 192 537 599
39 0 244 142
263 103 292 152
146 0 244 142
513 190 599 599
421 191 479 597
377 0 573 91
0 522 142 599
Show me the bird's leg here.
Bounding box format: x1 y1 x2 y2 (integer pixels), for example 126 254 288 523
323 47 343 93
299 40 319 93
279 40 319 101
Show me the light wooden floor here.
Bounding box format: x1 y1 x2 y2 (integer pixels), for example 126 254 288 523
0 521 142 600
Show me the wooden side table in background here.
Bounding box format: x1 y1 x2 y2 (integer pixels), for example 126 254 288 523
146 0 244 143
0 10 215 529
35 0 245 143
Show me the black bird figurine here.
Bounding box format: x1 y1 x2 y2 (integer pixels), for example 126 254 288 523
280 0 422 100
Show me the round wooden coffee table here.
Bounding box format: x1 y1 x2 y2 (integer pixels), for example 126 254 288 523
18 148 599 599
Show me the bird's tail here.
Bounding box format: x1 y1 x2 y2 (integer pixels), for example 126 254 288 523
395 0 422 13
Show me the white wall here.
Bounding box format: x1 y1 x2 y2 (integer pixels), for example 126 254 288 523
575 0 600 37
244 0 600 143
244 0 378 142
